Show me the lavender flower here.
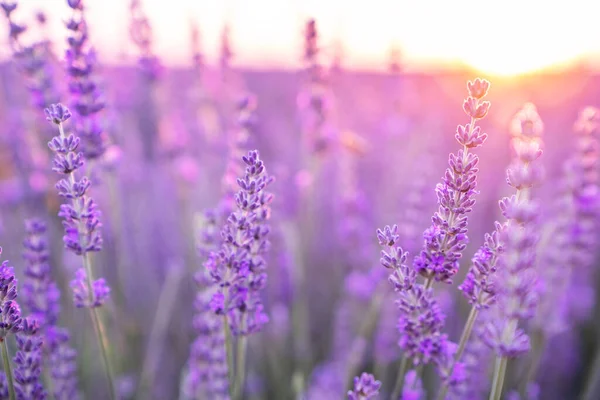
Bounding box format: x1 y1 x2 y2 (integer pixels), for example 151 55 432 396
413 78 490 284
65 0 107 160
347 373 381 400
45 103 109 308
0 1 59 110
13 318 45 400
207 150 274 336
46 327 80 400
459 223 504 309
129 0 161 81
485 104 545 400
21 220 60 329
21 220 80 400
184 212 230 399
402 370 424 400
0 259 21 339
483 104 544 358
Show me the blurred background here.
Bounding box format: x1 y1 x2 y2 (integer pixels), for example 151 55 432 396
0 0 599 399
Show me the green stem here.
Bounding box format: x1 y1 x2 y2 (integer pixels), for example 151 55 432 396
519 329 545 397
83 253 116 400
489 356 508 400
436 307 479 400
233 334 248 399
223 318 235 393
1 340 15 400
137 263 184 397
344 288 386 390
391 355 410 399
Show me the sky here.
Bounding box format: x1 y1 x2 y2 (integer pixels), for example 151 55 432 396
4 0 600 75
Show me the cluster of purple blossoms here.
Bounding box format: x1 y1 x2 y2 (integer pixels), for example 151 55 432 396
347 373 381 400
13 318 45 400
65 0 108 161
46 327 80 400
45 103 110 308
377 225 446 366
482 104 544 358
0 249 47 399
185 211 229 399
459 222 505 309
1 2 59 110
207 150 274 335
413 78 490 284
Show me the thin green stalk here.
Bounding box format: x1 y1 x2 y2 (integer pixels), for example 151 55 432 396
1 340 15 400
436 306 480 400
223 318 235 391
344 288 386 390
233 334 248 399
137 263 184 397
83 253 116 400
518 329 545 397
391 355 410 399
582 344 600 400
489 356 508 400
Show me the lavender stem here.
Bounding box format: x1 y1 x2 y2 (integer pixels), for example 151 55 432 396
138 263 184 396
223 316 235 391
489 356 508 400
391 354 410 399
233 333 248 399
1 340 15 400
435 306 480 400
84 262 116 400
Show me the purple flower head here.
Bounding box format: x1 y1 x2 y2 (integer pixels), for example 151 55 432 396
482 103 544 358
413 79 490 283
209 150 274 336
47 326 81 400
377 225 416 291
0 2 17 18
45 103 72 124
70 269 110 308
14 318 45 400
459 222 505 309
0 259 21 339
397 284 447 365
347 373 381 400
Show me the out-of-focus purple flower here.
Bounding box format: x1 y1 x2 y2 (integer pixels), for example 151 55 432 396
0 1 59 110
46 103 109 308
13 318 45 400
506 383 540 400
482 104 544 358
46 326 80 400
21 219 60 329
129 0 162 81
449 323 492 399
402 370 424 400
347 373 381 400
64 1 107 160
207 150 274 336
413 79 490 283
305 362 344 400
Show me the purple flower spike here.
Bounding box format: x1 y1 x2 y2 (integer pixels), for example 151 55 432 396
347 373 381 400
208 150 274 336
413 78 491 284
0 261 21 339
14 318 45 400
482 103 544 358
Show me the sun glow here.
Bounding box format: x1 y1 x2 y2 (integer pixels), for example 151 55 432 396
4 0 600 74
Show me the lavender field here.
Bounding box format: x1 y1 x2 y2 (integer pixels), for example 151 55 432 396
0 1 600 399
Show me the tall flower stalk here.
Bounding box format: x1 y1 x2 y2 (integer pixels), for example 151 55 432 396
44 103 115 399
377 78 490 399
206 150 274 398
483 104 545 400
